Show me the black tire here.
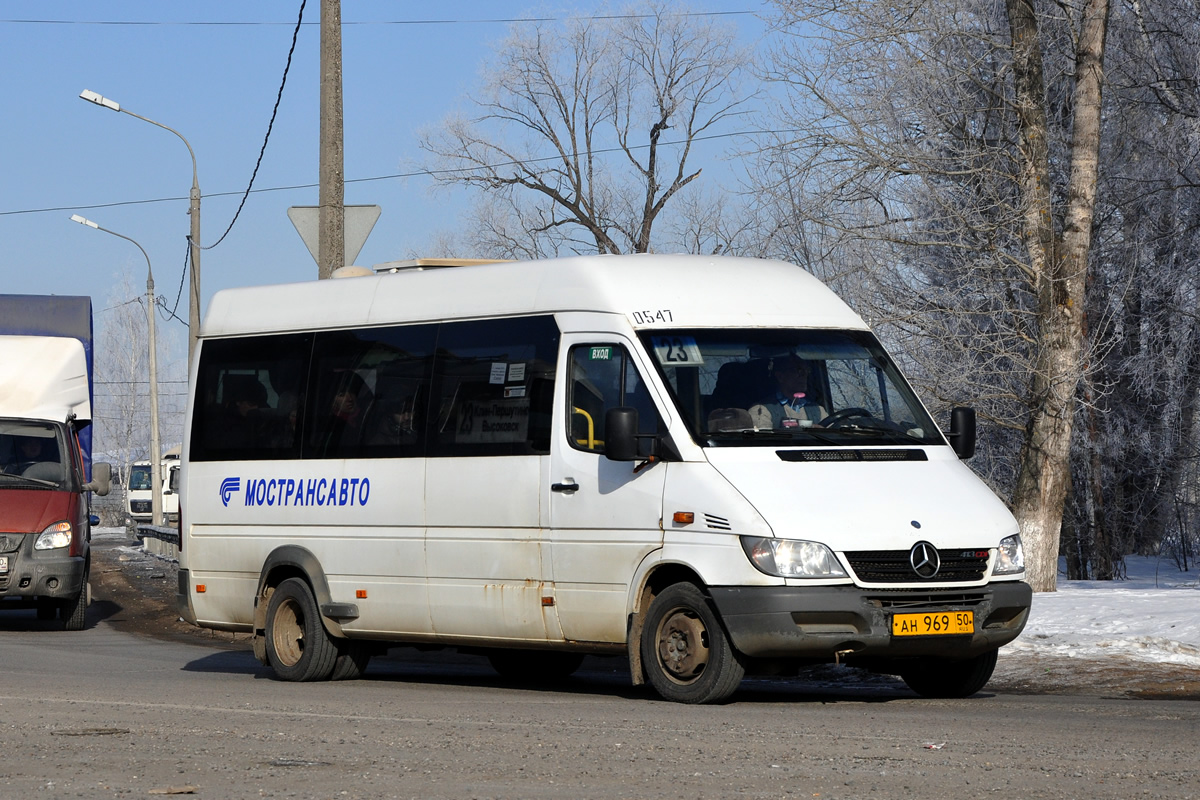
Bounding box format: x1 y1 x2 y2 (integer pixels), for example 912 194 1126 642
60 572 89 631
640 582 745 704
264 578 338 682
487 649 585 682
900 649 998 698
330 641 373 681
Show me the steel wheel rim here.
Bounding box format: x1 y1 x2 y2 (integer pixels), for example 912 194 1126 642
656 606 710 685
272 597 305 667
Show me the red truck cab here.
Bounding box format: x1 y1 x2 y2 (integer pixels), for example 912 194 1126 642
0 297 111 630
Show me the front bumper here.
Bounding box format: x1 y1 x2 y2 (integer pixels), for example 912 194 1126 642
0 548 87 600
709 580 1032 662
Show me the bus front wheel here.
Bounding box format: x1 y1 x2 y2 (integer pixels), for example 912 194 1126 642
265 577 338 681
640 582 745 704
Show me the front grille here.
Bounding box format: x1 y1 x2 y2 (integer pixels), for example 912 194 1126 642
0 535 21 554
777 449 928 463
867 590 989 609
130 501 151 513
845 549 989 583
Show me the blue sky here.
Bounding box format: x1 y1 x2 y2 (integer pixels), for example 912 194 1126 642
1 2 768 364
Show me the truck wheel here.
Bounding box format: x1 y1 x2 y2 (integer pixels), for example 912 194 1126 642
901 649 998 698
60 571 90 631
60 590 87 631
640 582 745 704
487 650 585 681
265 578 337 682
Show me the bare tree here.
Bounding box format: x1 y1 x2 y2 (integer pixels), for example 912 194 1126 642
93 275 149 495
419 1 752 257
756 0 1112 590
92 271 188 520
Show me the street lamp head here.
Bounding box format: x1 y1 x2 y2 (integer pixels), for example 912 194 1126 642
69 214 99 229
79 89 120 112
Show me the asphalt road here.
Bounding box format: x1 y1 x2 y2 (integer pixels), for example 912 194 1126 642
1 605 1198 799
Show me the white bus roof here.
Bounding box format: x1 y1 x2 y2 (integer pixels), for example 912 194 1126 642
201 254 868 338
0 335 91 423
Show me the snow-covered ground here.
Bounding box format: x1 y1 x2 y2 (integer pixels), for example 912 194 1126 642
1007 555 1200 668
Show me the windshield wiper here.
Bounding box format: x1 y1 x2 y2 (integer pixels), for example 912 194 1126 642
829 424 927 443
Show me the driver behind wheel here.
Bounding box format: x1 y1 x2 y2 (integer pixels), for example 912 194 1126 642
748 354 828 430
2 435 50 474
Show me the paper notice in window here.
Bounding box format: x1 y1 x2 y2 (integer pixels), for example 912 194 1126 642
489 362 507 384
508 362 526 382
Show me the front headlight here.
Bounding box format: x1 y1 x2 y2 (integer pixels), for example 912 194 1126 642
993 533 1024 575
741 536 848 578
34 521 72 550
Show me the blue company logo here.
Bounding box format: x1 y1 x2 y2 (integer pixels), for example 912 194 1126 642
218 476 371 508
220 477 241 507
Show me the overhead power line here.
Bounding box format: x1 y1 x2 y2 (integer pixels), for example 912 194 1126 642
2 128 795 218
0 11 757 27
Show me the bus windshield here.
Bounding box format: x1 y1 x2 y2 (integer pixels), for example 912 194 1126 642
639 329 943 448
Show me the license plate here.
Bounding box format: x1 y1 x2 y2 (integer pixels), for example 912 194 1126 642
892 611 973 636
0 556 7 573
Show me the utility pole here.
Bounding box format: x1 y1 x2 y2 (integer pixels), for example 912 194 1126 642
318 0 344 280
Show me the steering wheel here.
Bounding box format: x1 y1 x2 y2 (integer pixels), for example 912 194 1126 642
819 407 872 427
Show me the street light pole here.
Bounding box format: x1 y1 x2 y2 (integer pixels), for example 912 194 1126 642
79 90 201 366
70 215 163 528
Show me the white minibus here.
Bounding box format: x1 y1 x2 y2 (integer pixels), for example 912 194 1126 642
178 254 1030 703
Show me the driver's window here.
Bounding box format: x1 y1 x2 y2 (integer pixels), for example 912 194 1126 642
567 345 659 454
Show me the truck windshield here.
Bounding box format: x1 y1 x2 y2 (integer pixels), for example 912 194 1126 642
0 420 67 486
640 329 943 448
129 464 152 490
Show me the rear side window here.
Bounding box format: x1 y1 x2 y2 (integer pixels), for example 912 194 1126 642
427 316 559 457
189 333 312 462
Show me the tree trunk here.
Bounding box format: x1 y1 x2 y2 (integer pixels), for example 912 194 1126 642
1006 0 1110 592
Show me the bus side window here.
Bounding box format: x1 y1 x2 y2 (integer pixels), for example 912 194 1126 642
426 316 559 458
306 324 436 459
189 333 312 462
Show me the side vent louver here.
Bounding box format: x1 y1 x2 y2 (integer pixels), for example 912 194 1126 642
704 514 732 531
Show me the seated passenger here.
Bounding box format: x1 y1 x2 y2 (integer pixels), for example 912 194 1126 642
366 397 419 446
748 355 827 429
213 375 268 449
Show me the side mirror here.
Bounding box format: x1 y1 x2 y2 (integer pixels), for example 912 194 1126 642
169 466 180 493
86 462 113 496
948 407 976 460
89 515 100 526
604 407 639 462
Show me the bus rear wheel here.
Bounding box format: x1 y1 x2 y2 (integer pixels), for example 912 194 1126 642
640 582 744 704
265 578 338 682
